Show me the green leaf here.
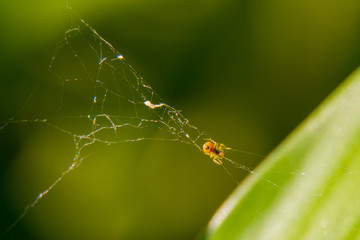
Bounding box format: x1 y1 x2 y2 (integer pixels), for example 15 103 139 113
205 67 360 240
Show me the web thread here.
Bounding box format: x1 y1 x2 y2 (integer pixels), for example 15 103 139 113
0 4 304 238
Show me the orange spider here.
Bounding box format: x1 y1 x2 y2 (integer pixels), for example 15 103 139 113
202 139 227 165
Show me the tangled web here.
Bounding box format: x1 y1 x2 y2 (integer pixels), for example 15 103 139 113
0 4 280 238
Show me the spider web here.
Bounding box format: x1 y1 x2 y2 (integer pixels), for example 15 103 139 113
0 4 315 239
0 5 208 236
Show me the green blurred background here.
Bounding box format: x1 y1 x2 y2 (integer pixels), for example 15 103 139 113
1 0 360 239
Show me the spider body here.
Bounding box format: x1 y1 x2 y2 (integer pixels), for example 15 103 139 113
203 140 227 165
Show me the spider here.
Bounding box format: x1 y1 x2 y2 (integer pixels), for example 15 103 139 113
202 139 227 165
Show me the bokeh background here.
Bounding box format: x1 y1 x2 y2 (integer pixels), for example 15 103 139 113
1 0 360 239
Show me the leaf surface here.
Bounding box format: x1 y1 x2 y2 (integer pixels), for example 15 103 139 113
206 67 360 240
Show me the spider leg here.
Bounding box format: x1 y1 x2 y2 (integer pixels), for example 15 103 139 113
213 156 223 165
219 143 230 152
